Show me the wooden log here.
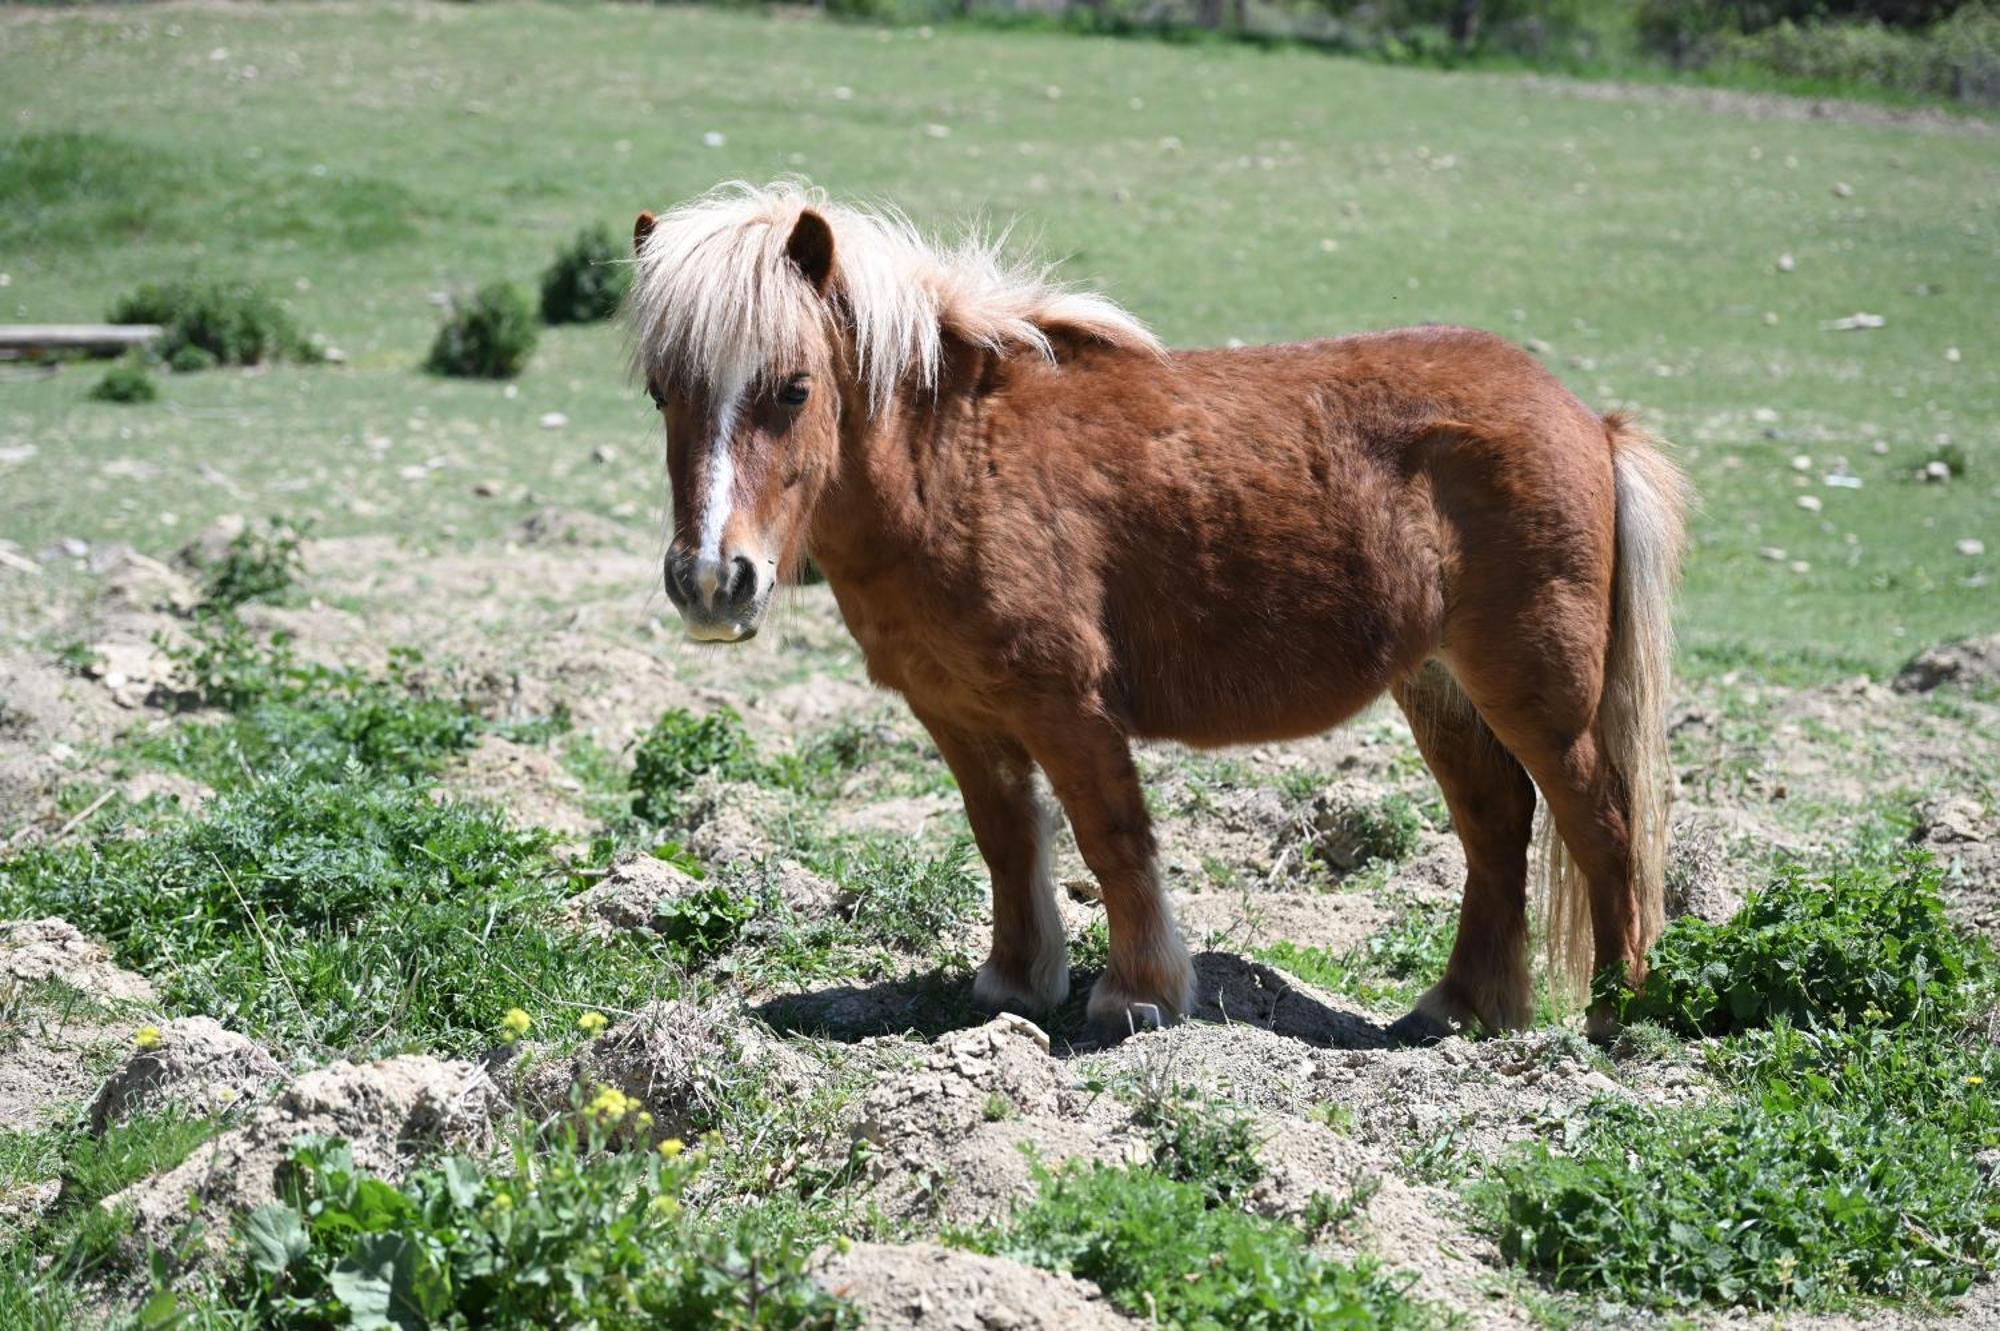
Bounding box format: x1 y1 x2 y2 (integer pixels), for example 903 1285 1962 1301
0 325 163 359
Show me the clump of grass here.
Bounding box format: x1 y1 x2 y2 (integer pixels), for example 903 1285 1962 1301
164 1128 851 1329
1131 1087 1263 1205
968 1163 1432 1329
821 836 982 955
107 280 316 367
1306 789 1426 873
539 223 629 324
629 707 762 824
88 355 157 404
425 281 537 379
1602 856 1987 1036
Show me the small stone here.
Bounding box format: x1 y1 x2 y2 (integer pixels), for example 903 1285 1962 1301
1832 181 1854 198
1759 547 1787 562
1775 253 1796 273
702 131 725 148
538 412 568 429
1958 539 1987 558
1789 560 1812 574
1945 346 1961 363
1796 495 1822 513
923 123 950 138
590 444 617 464
1790 454 1812 472
1923 460 1952 482
1871 441 1890 455
473 480 501 498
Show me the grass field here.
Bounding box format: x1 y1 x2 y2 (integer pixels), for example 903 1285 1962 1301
2 9 1999 1325
2 1 1994 678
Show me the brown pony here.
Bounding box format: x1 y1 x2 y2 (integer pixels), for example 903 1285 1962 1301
627 181 1689 1041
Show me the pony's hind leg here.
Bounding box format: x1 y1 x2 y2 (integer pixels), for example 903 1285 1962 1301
1387 662 1538 1044
919 717 1069 1013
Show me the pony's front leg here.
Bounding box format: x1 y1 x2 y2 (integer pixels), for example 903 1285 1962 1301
1024 719 1196 1030
919 716 1070 1013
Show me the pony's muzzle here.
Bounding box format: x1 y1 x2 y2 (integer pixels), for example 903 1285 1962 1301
664 546 770 642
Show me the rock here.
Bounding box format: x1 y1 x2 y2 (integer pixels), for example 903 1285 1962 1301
174 514 247 572
107 1056 505 1254
88 1017 284 1133
816 1242 1139 1331
0 919 153 1005
1913 795 1987 848
83 639 177 708
1894 634 2000 694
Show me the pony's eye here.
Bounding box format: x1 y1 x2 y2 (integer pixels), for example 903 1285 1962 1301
776 377 810 408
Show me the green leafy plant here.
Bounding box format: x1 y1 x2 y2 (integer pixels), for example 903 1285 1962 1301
196 518 309 611
539 223 629 324
629 707 762 824
89 355 157 403
425 282 537 379
1131 1088 1263 1205
108 280 317 367
167 1127 852 1329
1602 857 1987 1036
1258 901 1454 1010
970 1163 1433 1329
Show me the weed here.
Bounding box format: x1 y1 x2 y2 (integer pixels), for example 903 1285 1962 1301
425 282 538 379
1258 901 1455 1011
1602 856 1988 1036
818 837 982 956
539 223 629 324
194 518 308 611
971 1162 1434 1329
1132 1088 1262 1205
630 707 762 824
164 1127 853 1329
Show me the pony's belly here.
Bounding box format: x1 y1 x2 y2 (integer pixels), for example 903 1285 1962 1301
1113 642 1400 748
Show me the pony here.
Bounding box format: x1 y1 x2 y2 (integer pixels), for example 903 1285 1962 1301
626 180 1689 1041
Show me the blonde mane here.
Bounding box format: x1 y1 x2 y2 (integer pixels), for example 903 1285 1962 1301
628 180 1160 414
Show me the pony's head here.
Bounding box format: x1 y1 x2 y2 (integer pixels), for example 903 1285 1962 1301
629 180 1158 643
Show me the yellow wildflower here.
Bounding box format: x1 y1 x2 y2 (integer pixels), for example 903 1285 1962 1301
491 1192 514 1213
500 1008 532 1040
1966 1075 1986 1087
587 1084 636 1121
658 1137 686 1159
636 1111 655 1130
577 1011 609 1035
134 1026 162 1051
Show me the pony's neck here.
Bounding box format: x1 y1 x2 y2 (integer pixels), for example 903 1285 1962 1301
806 349 986 586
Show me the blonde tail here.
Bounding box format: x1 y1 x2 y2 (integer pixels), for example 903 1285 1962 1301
1541 414 1691 999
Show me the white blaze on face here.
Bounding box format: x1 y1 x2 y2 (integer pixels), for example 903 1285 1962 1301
694 380 746 604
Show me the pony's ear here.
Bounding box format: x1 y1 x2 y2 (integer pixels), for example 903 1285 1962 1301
785 210 835 297
632 211 657 255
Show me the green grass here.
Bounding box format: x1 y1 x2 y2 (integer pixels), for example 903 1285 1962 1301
967 1162 1435 1329
1258 900 1457 1010
1487 856 2000 1312
0 3 1992 678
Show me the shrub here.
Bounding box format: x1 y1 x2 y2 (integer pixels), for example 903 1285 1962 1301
107 280 315 367
1131 1088 1263 1205
630 707 761 823
1602 857 1987 1036
425 281 538 379
89 356 156 404
168 1130 852 1329
539 223 630 324
971 1163 1432 1329
1307 790 1425 873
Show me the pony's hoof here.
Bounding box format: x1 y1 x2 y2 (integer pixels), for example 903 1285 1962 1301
973 957 1070 1015
1385 1008 1457 1047
1085 970 1194 1036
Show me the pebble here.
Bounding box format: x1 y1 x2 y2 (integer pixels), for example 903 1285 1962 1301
590 445 618 464
1959 539 1987 558
1790 454 1812 471
702 131 725 149
539 412 568 429
1832 181 1854 198
1923 460 1953 483
1796 495 1822 513
1945 346 1962 363
1775 253 1796 273
1759 547 1787 562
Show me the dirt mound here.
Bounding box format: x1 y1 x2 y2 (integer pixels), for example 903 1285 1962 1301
511 506 635 549
108 1055 506 1254
1894 634 2000 694
0 919 154 1005
88 1016 285 1134
679 775 792 867
441 734 592 836
817 1241 1140 1331
511 999 819 1139
855 1016 1068 1146
1914 794 1999 939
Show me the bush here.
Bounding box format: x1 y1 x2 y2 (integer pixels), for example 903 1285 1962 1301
539 223 630 324
107 280 315 367
425 282 538 379
971 1163 1432 1329
89 356 156 404
1602 857 1988 1036
168 1130 851 1329
629 707 761 823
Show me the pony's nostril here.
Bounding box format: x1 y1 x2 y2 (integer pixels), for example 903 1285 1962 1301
726 555 758 608
663 552 695 608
